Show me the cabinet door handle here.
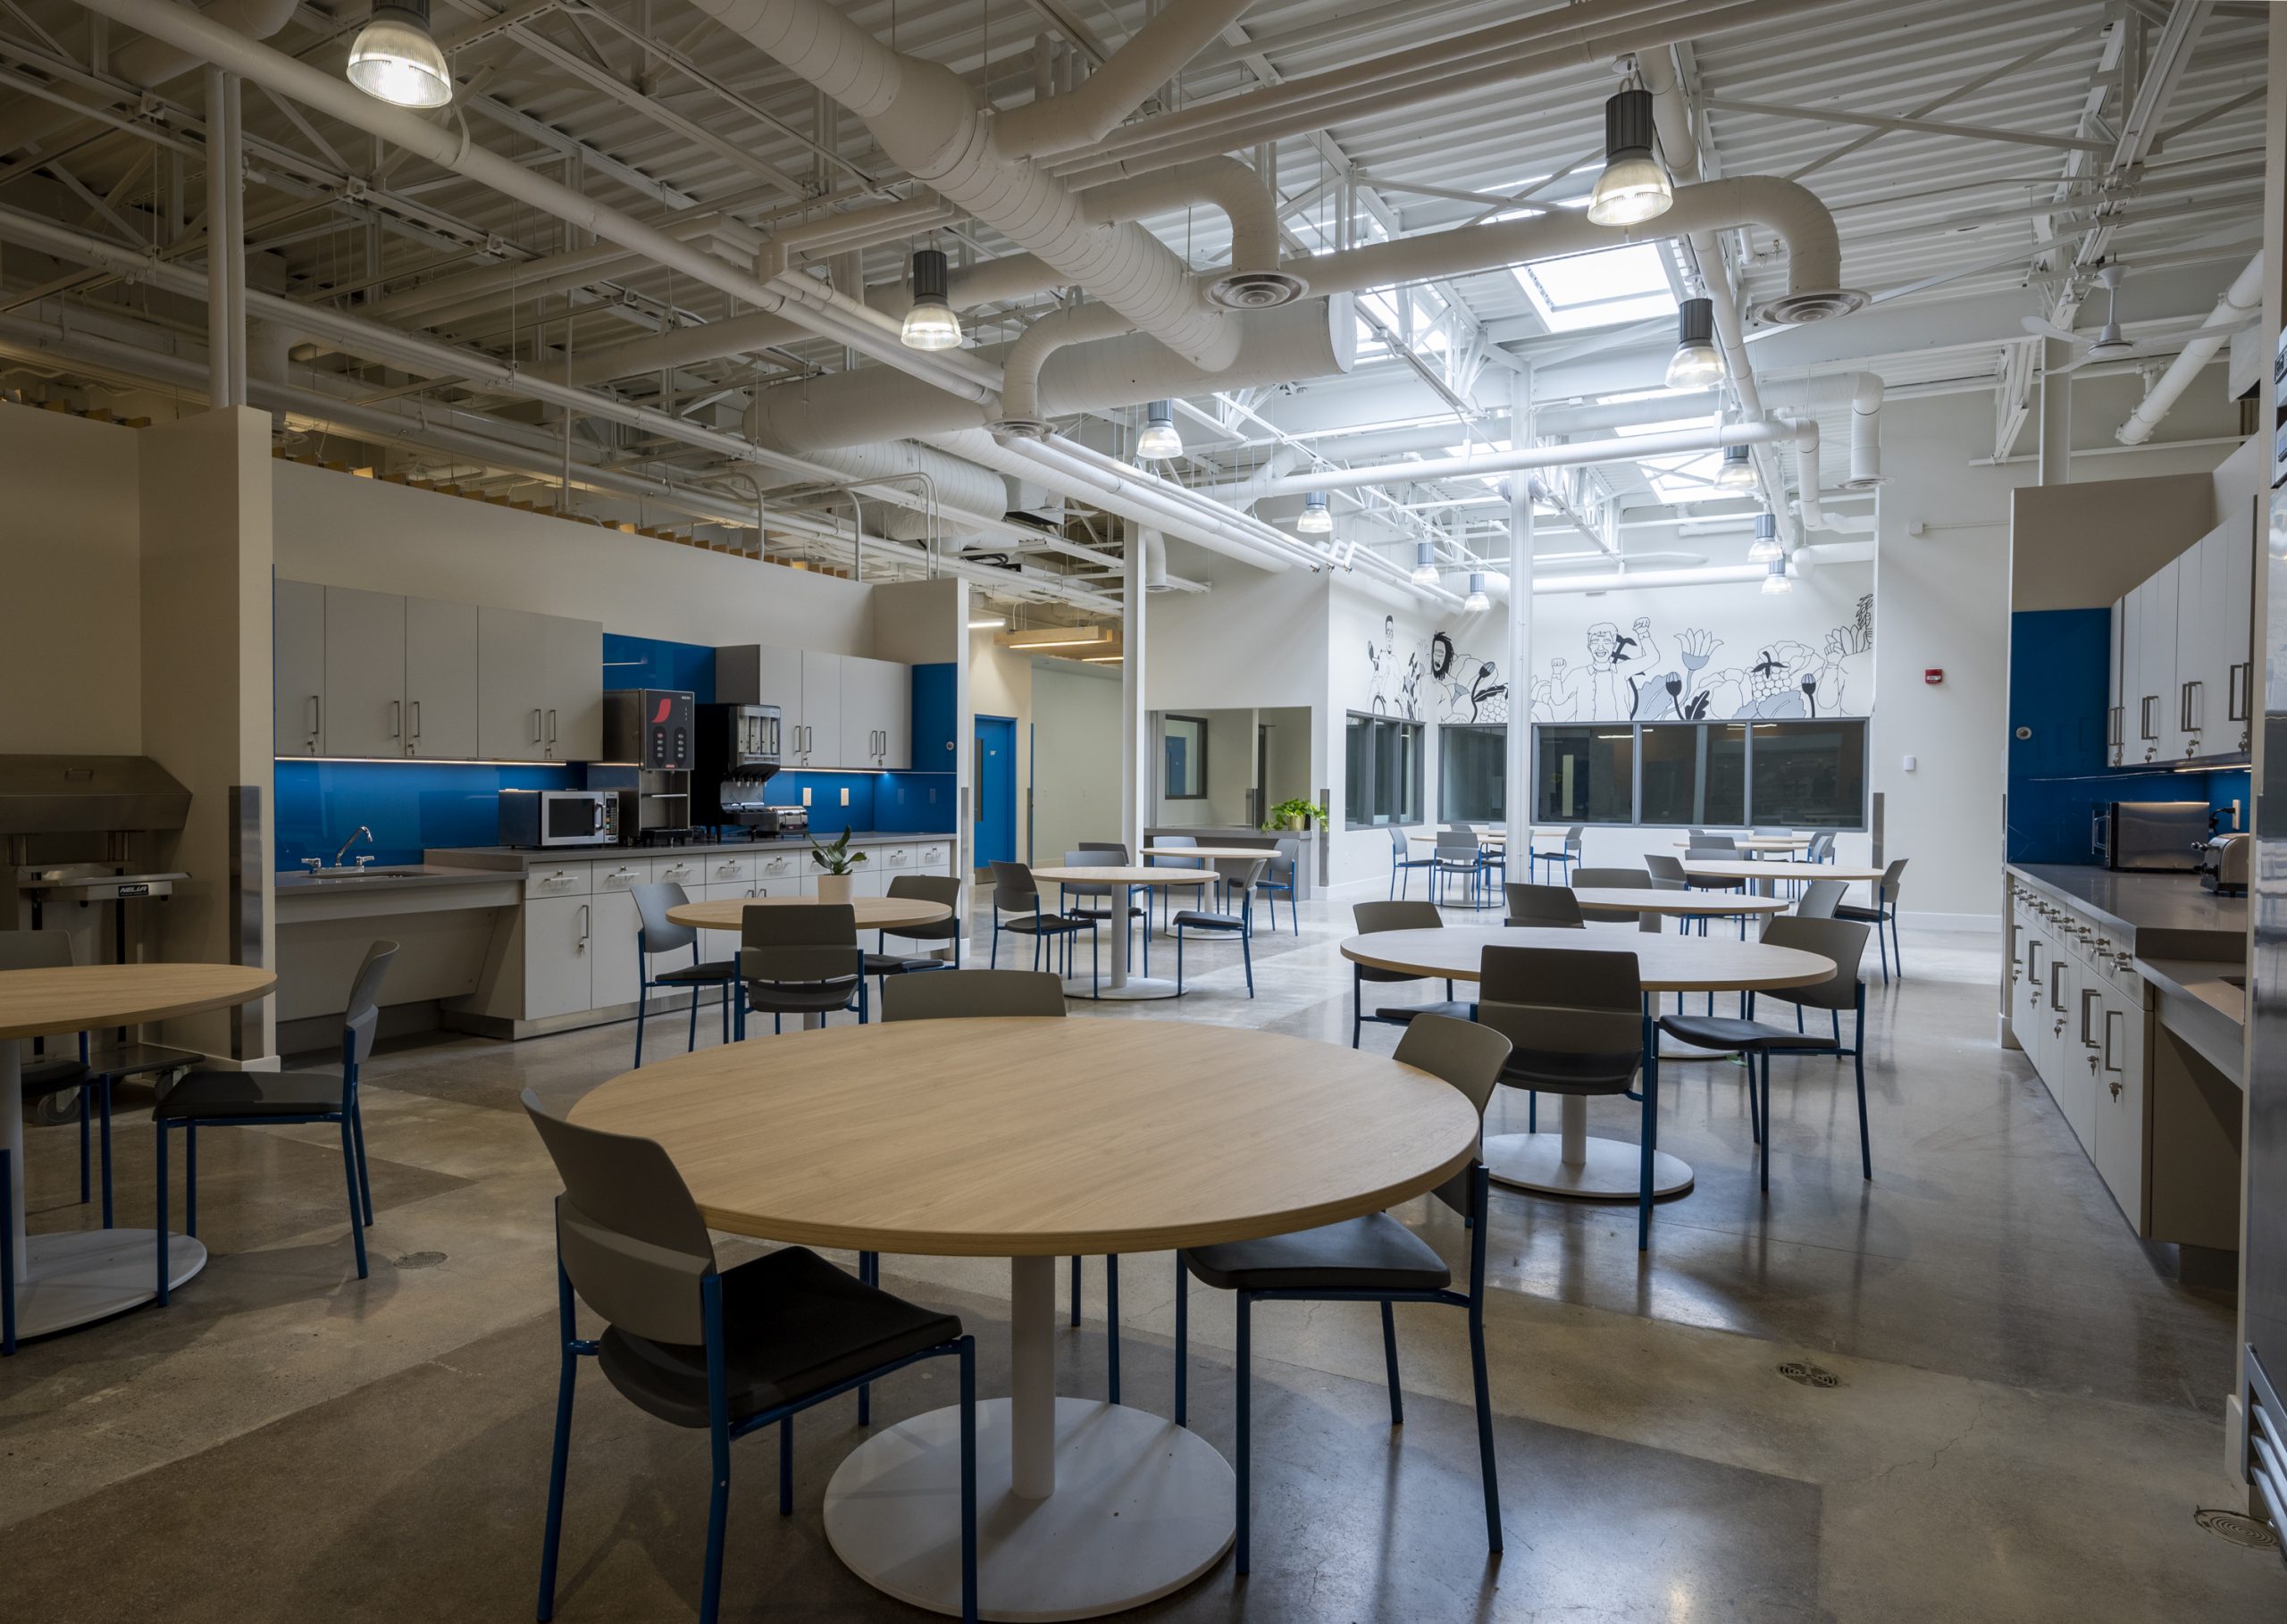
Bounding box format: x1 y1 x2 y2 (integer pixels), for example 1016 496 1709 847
547 707 558 744
409 699 421 739
2102 1008 2124 1073
2048 961 2063 1007
2106 705 2121 748
2230 661 2250 721
531 707 543 743
2080 988 2100 1047
577 904 590 948
309 695 321 736
2025 941 2043 1000
390 698 402 739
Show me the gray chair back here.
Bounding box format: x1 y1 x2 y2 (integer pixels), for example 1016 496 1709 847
1753 826 1791 837
741 902 859 985
1796 879 1847 919
1475 946 1643 1084
0 928 73 972
1643 854 1688 890
1434 829 1480 861
1061 849 1123 900
1756 916 1868 1011
1571 866 1652 890
1684 844 1736 863
1564 825 1585 857
1153 834 1203 871
883 969 1067 1021
1354 900 1441 934
1445 823 1478 834
1877 858 1908 905
991 859 1043 912
885 873 962 941
1266 838 1299 881
1078 841 1130 859
632 882 698 956
523 1089 714 1345
1503 883 1585 928
1693 833 1738 853
1392 1014 1512 1217
342 941 398 1067
1385 826 1412 858
1806 832 1837 863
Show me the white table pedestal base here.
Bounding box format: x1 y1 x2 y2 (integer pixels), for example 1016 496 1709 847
1485 1090 1694 1199
1061 975 1182 1001
14 1228 206 1339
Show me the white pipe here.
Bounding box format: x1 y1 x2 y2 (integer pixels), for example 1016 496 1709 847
1537 373 1886 488
0 0 297 155
782 442 1007 541
1079 158 1303 308
993 1 1255 160
994 304 1135 431
1026 434 1328 570
1224 417 1810 497
63 0 1003 406
691 0 1240 367
1791 423 1875 534
2116 250 2264 445
1528 542 1872 595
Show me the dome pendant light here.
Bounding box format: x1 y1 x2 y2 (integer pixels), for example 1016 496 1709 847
1411 542 1441 586
1665 297 1724 389
1136 399 1182 458
900 248 963 350
348 0 452 107
1296 490 1333 533
1463 573 1491 613
1747 511 1783 563
1715 443 1757 490
1761 557 1791 596
1587 83 1672 227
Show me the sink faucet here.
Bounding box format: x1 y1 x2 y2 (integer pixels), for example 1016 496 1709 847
335 825 375 867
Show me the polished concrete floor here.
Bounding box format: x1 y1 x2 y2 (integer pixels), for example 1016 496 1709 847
3 892 2281 1622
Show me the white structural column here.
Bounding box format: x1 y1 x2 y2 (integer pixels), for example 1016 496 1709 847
1504 370 1534 860
2039 338 2072 485
202 67 245 410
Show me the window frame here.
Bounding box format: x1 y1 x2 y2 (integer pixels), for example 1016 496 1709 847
1161 713 1209 801
1438 721 1507 825
1529 718 1867 830
1345 711 1426 829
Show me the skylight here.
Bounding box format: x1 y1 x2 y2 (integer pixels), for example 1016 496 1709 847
1512 241 1678 332
1613 414 1727 504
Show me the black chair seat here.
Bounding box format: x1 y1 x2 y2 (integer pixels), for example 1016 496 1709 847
1071 904 1147 921
654 958 740 985
1003 914 1089 935
743 979 861 1014
1183 1212 1451 1293
1373 999 1476 1025
87 1042 204 1078
1171 909 1245 931
1657 1015 1840 1053
886 920 962 942
598 1244 962 1428
1831 903 1883 923
21 1057 89 1101
1496 1049 1642 1095
155 1070 346 1120
864 952 950 976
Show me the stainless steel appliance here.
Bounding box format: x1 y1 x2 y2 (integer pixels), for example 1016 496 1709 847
603 689 694 770
2094 799 2210 872
498 788 617 848
2198 832 2250 896
695 703 785 831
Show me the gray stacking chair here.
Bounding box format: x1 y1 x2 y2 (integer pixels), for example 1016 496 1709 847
1656 917 1872 1190
1503 883 1586 929
1805 832 1838 865
734 904 864 1036
1529 824 1583 883
631 883 738 1067
987 859 1095 984
1386 825 1437 900
1430 828 1490 908
1150 833 1207 922
1474 944 1661 1249
1694 832 1738 853
155 942 398 1300
522 1091 977 1624
865 873 963 1001
1350 900 1474 1047
1796 878 1847 919
1060 850 1148 971
1172 857 1268 996
1835 858 1908 982
1643 853 1688 891
1254 838 1300 935
1569 866 1653 927
1174 1014 1512 1575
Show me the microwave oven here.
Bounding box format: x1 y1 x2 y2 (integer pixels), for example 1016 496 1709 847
498 789 618 848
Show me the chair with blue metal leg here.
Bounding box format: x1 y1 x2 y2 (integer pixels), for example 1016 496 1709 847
154 942 397 1304
1172 858 1266 997
1173 1013 1512 1575
1430 829 1489 909
1529 824 1582 883
1349 900 1473 1048
1386 825 1436 899
986 860 1094 985
1148 834 1205 925
734 905 866 1037
631 883 738 1068
1834 858 1908 983
1059 850 1147 974
521 1091 977 1624
1254 838 1301 935
867 874 963 1004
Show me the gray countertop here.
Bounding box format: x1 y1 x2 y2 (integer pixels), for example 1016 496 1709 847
275 864 523 896
425 832 956 871
2007 864 2246 950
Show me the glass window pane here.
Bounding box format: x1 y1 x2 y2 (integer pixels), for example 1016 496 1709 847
1441 724 1505 822
1748 720 1866 827
1638 724 1702 825
1345 715 1370 826
1705 723 1747 826
1164 715 1207 799
1535 725 1632 824
1345 715 1425 827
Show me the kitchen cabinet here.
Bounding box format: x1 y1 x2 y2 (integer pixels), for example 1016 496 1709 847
405 597 479 758
841 655 910 769
543 615 603 761
275 578 326 755
800 649 843 768
2108 506 2254 766
717 643 912 769
2090 986 2148 1220
323 586 407 758
2136 558 2176 766
524 892 595 1021
587 884 642 1009
2169 540 2203 760
478 606 549 761
2114 588 2140 767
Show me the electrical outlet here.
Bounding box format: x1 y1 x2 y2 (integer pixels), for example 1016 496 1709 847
800 786 812 807
840 787 850 806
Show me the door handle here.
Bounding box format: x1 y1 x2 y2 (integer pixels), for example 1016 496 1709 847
531 707 543 742
2103 1008 2123 1072
390 698 402 739
2048 961 2063 1007
308 695 321 738
2230 661 2250 721
410 699 421 739
2080 988 2100 1047
546 708 558 745
576 904 590 949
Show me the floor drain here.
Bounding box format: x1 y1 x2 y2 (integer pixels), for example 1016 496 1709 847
1777 1360 1841 1389
392 1251 448 1270
2194 1509 2279 1550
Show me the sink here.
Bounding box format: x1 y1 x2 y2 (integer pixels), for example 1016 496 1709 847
292 866 423 881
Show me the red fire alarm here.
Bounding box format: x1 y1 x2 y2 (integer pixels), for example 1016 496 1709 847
1923 668 1944 685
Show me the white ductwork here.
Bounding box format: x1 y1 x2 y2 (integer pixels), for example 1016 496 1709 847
775 441 1009 543
2116 250 2264 446
750 295 1353 451
1790 423 1875 534
1080 158 1306 311
993 303 1135 433
992 1 1255 160
1528 542 1872 595
1223 416 1814 498
691 0 1246 363
1537 372 1888 490
0 0 297 155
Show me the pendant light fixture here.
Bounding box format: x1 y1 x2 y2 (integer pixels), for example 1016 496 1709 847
348 0 453 107
1135 400 1182 458
1411 542 1441 585
900 247 962 350
1463 573 1491 613
1715 443 1757 489
1586 79 1672 227
1665 297 1723 389
1747 511 1783 563
1761 557 1791 596
1295 490 1333 533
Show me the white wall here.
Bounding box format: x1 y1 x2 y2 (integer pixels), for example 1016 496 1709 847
1031 660 1123 866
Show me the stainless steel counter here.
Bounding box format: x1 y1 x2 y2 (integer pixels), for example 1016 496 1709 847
276 864 522 896
2007 864 2245 955
426 833 954 871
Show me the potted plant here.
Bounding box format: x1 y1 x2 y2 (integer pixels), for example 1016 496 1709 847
1263 798 1328 834
808 825 868 905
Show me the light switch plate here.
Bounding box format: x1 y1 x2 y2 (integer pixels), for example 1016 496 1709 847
801 786 812 806
1902 755 1917 773
840 787 850 806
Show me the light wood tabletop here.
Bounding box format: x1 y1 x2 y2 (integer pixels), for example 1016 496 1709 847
1029 865 1215 887
1339 926 1834 992
0 961 277 1040
568 1017 1479 1256
1672 836 1812 852
1137 846 1283 861
1570 887 1789 917
665 895 951 931
1410 829 1564 844
1683 858 1886 883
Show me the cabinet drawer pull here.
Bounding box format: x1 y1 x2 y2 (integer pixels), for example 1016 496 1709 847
309 695 321 736
2230 661 2250 721
577 904 590 947
2103 1008 2124 1074
2080 988 2100 1047
531 707 543 743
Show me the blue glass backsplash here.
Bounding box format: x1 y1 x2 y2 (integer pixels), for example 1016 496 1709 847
2007 607 2249 864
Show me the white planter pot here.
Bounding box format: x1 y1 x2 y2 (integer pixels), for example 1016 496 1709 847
816 872 855 906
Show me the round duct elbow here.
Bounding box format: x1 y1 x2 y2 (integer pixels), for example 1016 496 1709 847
1206 267 1309 311
1755 287 1870 325
1141 529 1172 592
989 416 1053 441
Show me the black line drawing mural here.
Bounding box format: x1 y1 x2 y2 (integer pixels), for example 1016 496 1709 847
1431 632 1509 723
1525 592 1872 722
1367 613 1424 720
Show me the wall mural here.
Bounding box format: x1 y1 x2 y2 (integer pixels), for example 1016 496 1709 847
1528 592 1872 722
1364 612 1425 720
1430 631 1509 724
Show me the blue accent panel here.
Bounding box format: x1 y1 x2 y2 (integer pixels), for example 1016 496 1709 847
875 773 957 833
766 772 876 833
603 633 714 700
912 663 957 768
2006 609 2244 862
276 758 575 868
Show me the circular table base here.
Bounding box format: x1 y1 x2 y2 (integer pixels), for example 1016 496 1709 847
13 1228 205 1341
825 1396 1234 1621
1060 976 1184 1002
1484 1132 1695 1200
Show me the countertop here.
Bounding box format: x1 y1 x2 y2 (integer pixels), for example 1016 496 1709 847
275 864 523 896
425 832 956 871
2007 864 2246 946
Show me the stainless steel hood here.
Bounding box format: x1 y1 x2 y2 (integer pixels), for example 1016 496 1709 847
0 754 192 833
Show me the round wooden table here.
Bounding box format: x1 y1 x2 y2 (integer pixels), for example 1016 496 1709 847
1338 927 1831 1201
1029 865 1213 1001
570 1019 1479 1620
664 893 951 932
1136 845 1280 861
1671 836 1811 853
0 962 275 1342
1684 858 1885 898
1570 886 1789 932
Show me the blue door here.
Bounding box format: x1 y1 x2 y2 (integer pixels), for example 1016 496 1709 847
974 715 1017 873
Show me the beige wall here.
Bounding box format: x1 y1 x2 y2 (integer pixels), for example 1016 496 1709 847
1031 661 1123 867
0 407 142 754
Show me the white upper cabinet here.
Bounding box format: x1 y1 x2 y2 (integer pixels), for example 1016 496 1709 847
2136 557 2175 767
2107 506 2256 766
323 586 407 758
800 650 844 768
716 644 909 770
2167 543 2201 761
404 597 479 758
477 605 550 761
275 578 326 756
840 655 910 770
2106 598 2124 768
543 615 604 762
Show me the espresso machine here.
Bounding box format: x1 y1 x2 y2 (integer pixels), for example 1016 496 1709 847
694 703 787 835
